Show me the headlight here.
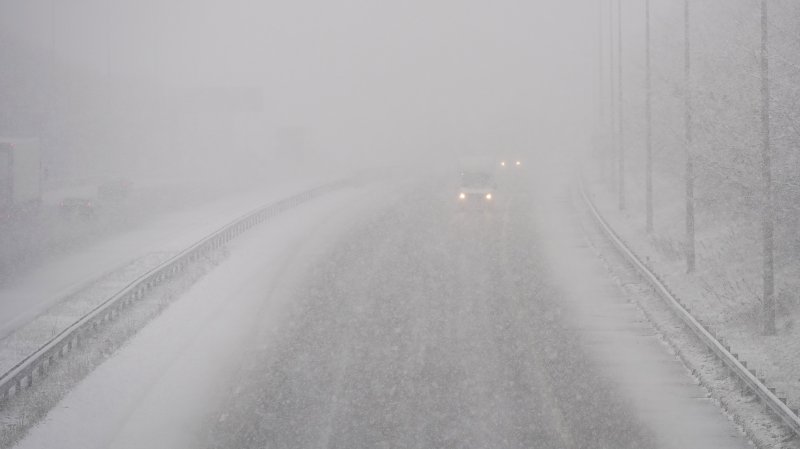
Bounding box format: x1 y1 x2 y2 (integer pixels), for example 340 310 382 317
485 193 492 200
515 161 521 166
500 161 506 167
459 192 466 200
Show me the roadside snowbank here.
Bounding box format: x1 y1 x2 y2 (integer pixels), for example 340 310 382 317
585 173 800 421
0 176 345 340
12 183 396 449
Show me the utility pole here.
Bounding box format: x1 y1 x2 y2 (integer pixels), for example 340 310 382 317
106 2 113 79
595 0 604 169
760 0 776 335
608 0 616 186
645 0 653 232
50 0 56 84
684 0 696 273
617 0 625 211
150 3 162 83
46 0 57 177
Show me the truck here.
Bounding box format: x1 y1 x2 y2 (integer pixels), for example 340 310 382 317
0 138 41 218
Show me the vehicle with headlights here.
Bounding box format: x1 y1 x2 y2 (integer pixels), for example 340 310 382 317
498 158 522 169
457 171 496 207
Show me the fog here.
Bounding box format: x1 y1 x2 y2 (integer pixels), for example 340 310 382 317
1 0 594 181
5 1 790 448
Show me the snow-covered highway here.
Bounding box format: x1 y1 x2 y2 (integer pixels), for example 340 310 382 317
10 172 752 449
6 0 800 446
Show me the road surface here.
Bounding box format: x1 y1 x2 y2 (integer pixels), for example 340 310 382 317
201 176 749 449
13 175 751 449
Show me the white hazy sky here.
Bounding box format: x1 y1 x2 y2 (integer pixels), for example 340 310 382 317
1 0 596 165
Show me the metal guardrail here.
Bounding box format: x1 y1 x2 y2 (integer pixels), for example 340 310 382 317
579 178 800 437
0 178 354 403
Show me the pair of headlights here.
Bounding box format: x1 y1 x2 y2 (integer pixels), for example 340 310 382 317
500 161 522 167
459 193 492 200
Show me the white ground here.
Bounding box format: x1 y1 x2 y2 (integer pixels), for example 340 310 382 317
0 176 341 340
584 171 800 418
11 167 752 449
12 183 395 449
531 164 750 449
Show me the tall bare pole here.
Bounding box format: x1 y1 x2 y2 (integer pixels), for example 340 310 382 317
684 0 696 273
46 0 57 169
760 0 775 335
595 0 604 165
645 0 653 232
617 0 625 211
608 0 616 185
50 0 56 85
106 2 113 79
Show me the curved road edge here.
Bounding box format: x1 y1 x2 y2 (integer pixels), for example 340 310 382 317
578 175 800 442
